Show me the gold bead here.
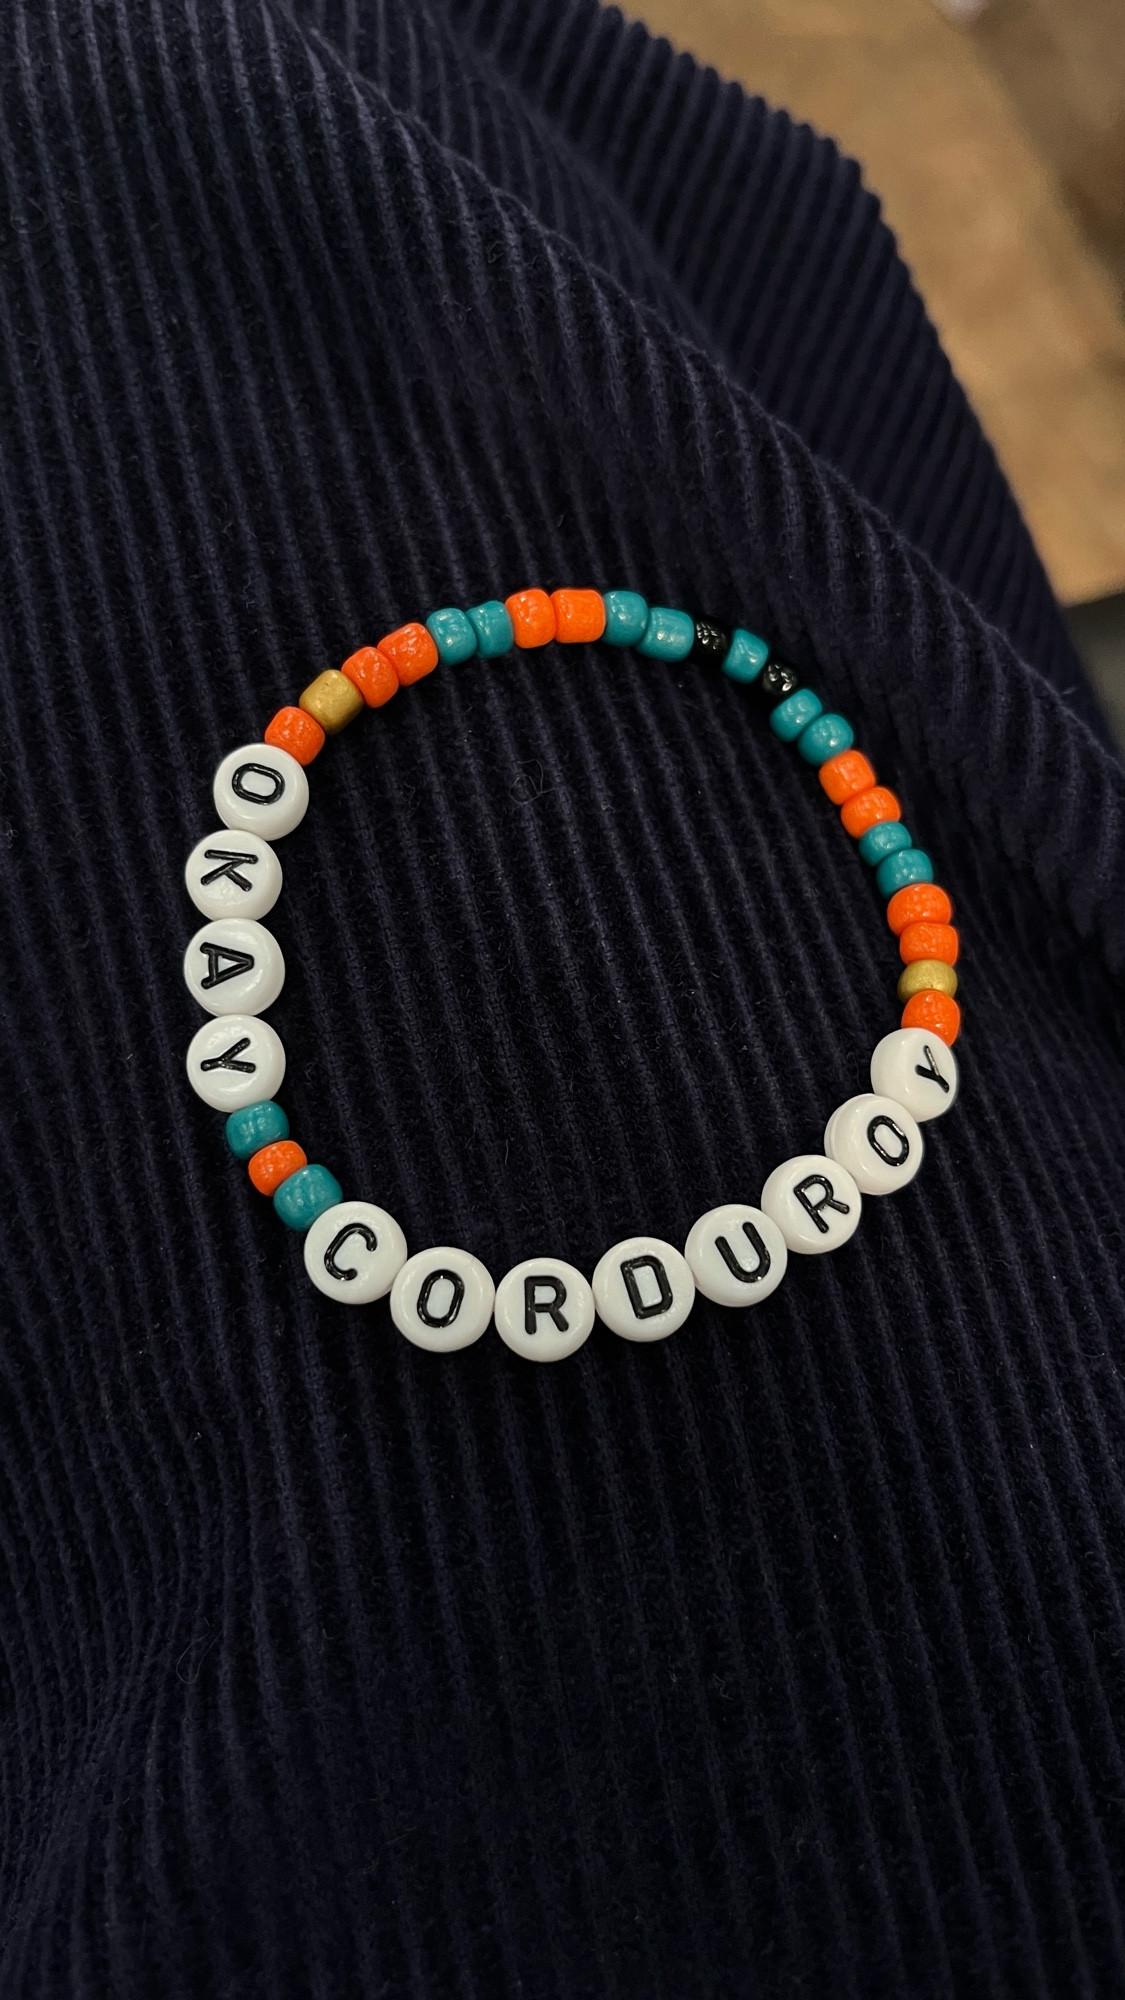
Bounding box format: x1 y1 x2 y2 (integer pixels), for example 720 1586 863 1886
897 957 958 1002
299 669 364 734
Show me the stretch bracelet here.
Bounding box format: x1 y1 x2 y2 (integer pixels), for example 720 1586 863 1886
183 587 961 1362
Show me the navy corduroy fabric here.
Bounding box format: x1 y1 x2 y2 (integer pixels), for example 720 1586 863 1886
2 2 1125 1994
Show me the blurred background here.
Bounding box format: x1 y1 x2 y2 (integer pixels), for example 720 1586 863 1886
627 0 1125 744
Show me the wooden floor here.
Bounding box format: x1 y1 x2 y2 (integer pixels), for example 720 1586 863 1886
629 0 1125 606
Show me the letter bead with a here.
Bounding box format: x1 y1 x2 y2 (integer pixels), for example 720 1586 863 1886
182 917 285 1017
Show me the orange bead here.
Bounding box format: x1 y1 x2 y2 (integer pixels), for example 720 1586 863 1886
341 645 399 709
248 1140 308 1195
505 588 556 649
818 749 876 805
885 882 953 935
264 704 326 766
899 920 959 967
840 785 901 839
902 990 961 1045
550 589 606 644
377 621 439 686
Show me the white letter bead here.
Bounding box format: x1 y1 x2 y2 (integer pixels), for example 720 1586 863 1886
303 1201 408 1305
824 1094 923 1196
683 1204 788 1308
186 1013 287 1111
213 742 309 841
592 1235 694 1341
183 917 285 1016
869 1027 959 1122
494 1257 594 1362
185 828 282 922
760 1154 862 1255
390 1246 495 1352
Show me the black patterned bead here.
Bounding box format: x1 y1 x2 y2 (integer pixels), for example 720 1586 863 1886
758 658 802 704
690 616 733 666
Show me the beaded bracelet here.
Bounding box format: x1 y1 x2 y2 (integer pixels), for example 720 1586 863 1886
183 587 961 1362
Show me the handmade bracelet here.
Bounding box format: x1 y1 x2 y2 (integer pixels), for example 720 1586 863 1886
183 587 960 1362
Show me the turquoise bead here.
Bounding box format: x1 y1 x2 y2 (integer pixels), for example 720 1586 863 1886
637 606 694 661
876 847 934 898
225 1099 289 1160
797 712 855 765
721 628 769 684
602 590 649 647
858 820 912 867
770 689 823 742
426 607 477 665
273 1163 343 1232
466 600 513 658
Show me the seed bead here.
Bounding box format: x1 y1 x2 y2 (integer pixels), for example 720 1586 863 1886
757 658 801 704
602 590 649 648
505 589 556 648
859 821 912 867
840 786 901 839
378 622 439 686
770 689 822 741
551 589 606 644
720 628 769 683
902 989 961 1044
690 616 732 666
637 606 694 661
876 847 933 898
425 608 478 665
467 600 514 657
264 705 326 766
899 920 959 966
226 1099 290 1159
898 959 958 1001
819 749 877 804
248 1139 307 1194
300 669 364 735
885 881 951 933
340 645 399 708
798 712 854 764
273 1164 343 1232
